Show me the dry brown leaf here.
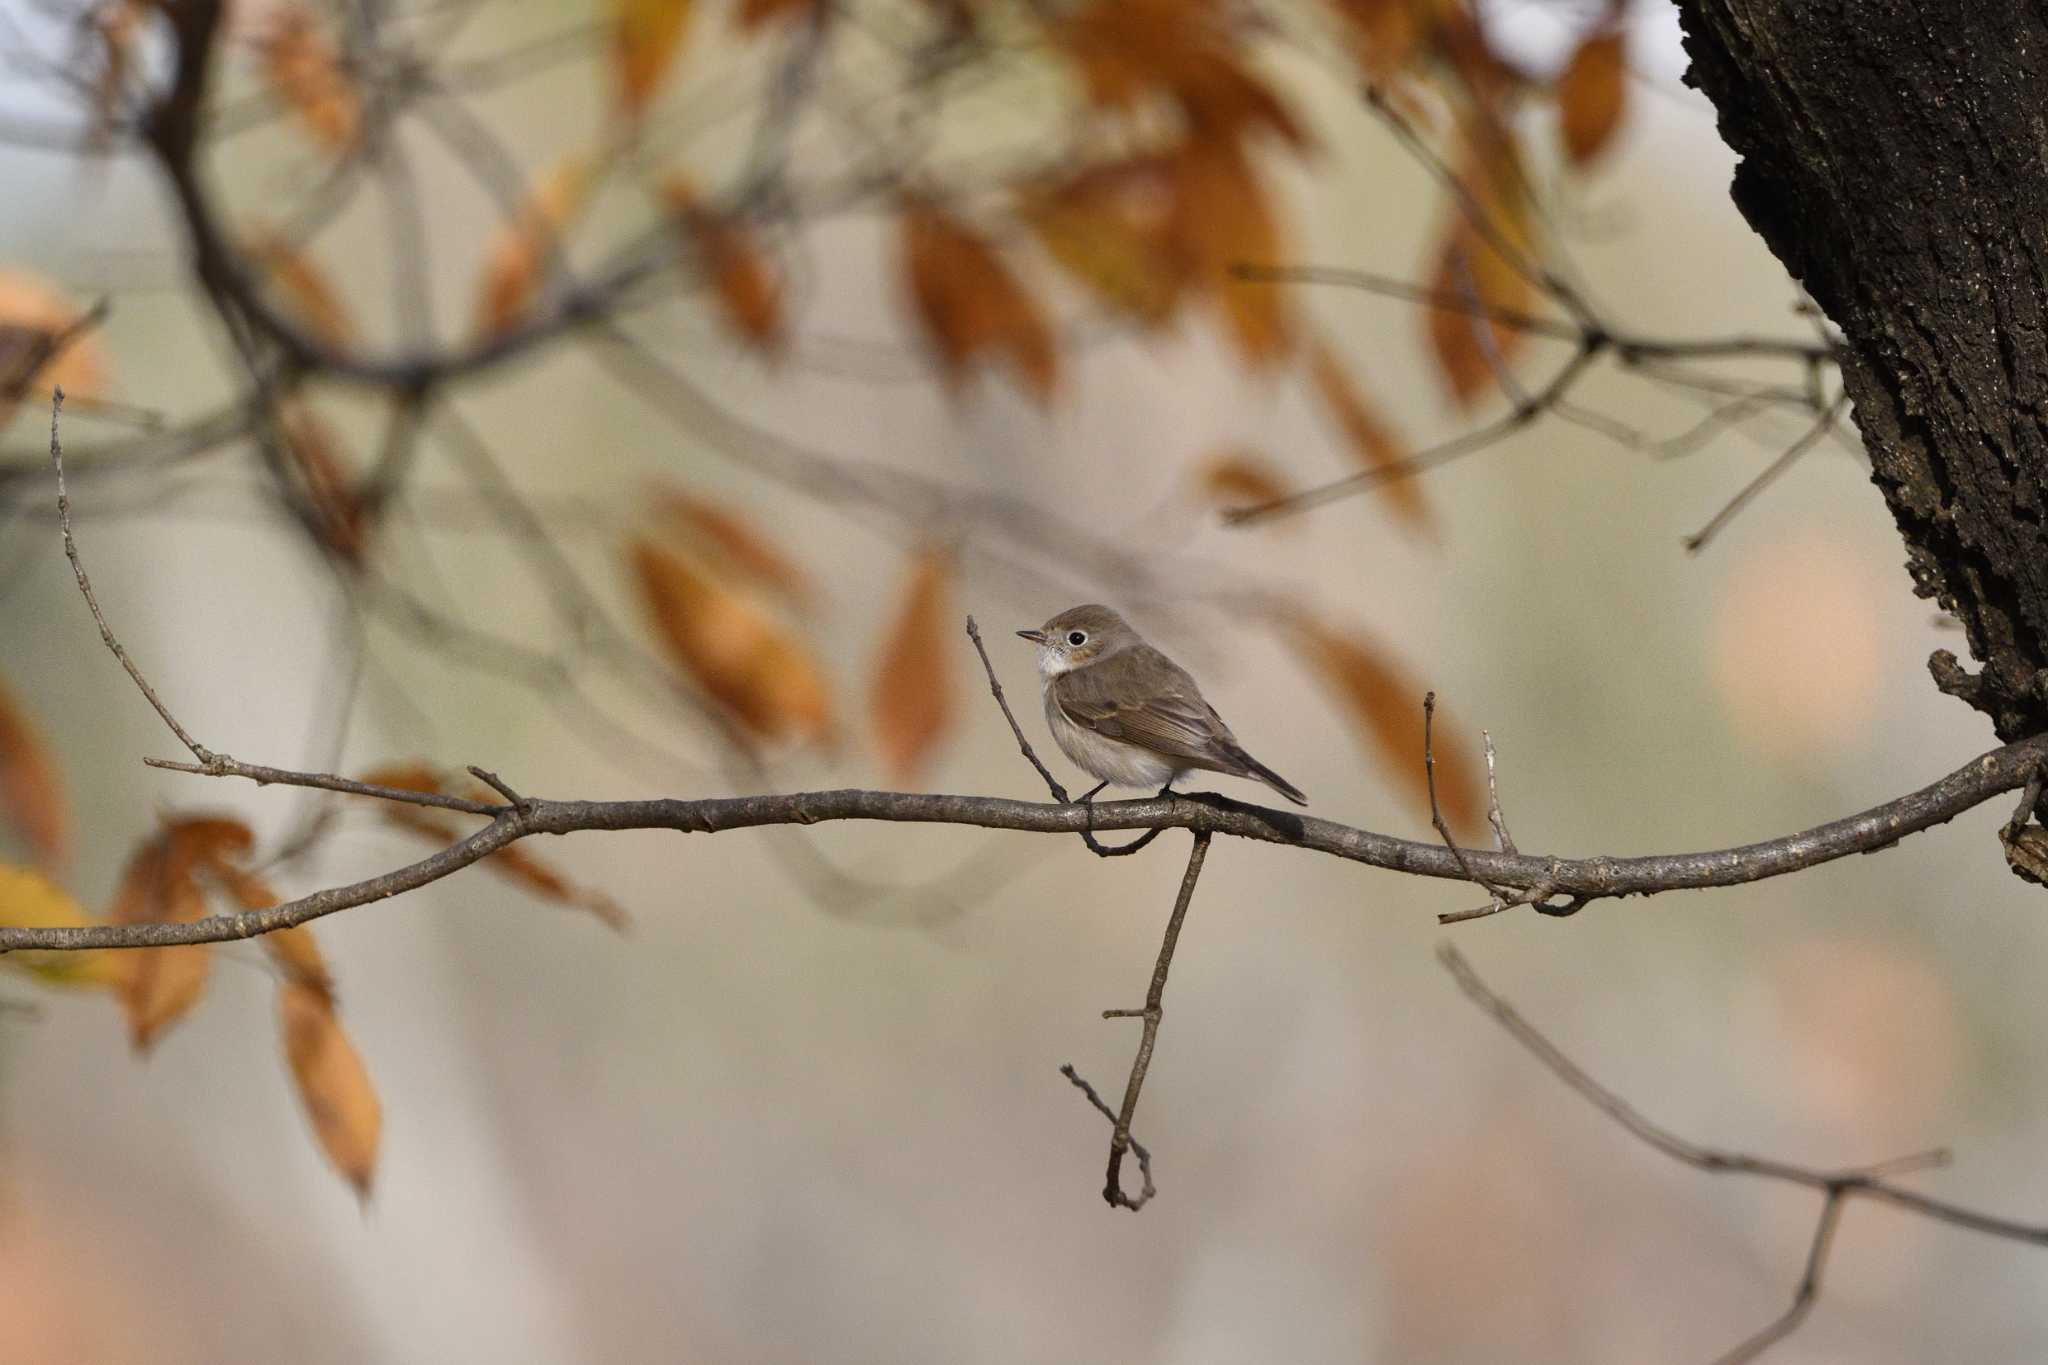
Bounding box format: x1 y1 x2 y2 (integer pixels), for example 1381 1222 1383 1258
649 490 812 607
0 271 109 430
629 540 834 744
1307 338 1428 530
1556 28 1627 166
0 863 119 988
203 858 335 1000
870 547 954 783
901 200 1058 403
0 676 66 872
256 5 358 149
275 400 369 565
661 178 784 355
1284 613 1480 832
735 0 819 29
280 979 381 1197
1170 143 1290 366
1194 448 1291 515
1425 117 1537 405
1023 157 1187 325
106 836 210 1052
1331 0 1429 80
246 234 355 350
472 156 592 339
610 0 693 119
1055 0 1310 151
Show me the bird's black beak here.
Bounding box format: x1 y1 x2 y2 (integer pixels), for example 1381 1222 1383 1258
1016 628 1047 644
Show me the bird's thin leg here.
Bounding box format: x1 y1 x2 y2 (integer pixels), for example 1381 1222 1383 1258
1073 780 1164 858
1076 781 1108 805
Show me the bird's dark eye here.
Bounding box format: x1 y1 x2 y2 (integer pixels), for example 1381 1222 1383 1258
1067 630 1087 647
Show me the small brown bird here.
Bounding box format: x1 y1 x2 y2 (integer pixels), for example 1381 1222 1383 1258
1017 604 1307 806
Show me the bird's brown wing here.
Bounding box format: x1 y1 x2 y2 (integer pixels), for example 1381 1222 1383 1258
1050 646 1241 772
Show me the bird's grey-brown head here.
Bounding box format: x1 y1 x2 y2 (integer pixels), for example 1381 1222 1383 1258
1017 604 1138 675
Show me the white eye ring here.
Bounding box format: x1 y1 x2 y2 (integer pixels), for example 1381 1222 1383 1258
1066 630 1087 646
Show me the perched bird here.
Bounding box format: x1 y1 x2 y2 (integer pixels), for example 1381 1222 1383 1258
1017 604 1307 806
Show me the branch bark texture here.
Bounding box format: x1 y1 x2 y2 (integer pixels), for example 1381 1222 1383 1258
1677 2 2048 739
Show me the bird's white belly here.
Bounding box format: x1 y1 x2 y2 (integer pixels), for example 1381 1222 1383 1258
1043 689 1176 787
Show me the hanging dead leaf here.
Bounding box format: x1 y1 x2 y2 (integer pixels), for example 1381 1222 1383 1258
471 156 592 339
1284 613 1480 832
609 0 693 119
661 178 784 355
279 979 381 1197
276 400 369 565
197 855 335 1000
1307 339 1428 530
0 676 66 872
649 490 812 607
106 835 211 1052
246 234 355 350
1424 116 1538 405
1170 143 1290 366
255 5 359 149
1331 0 1430 81
1022 157 1187 325
1194 449 1291 515
629 541 834 744
901 200 1058 403
1556 28 1627 166
0 271 109 430
354 763 631 931
0 863 119 988
870 547 954 783
735 0 819 28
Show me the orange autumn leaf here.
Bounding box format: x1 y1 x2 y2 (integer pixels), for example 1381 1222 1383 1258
661 178 784 354
1194 448 1291 515
1307 338 1427 529
106 835 211 1052
1284 613 1480 832
1425 118 1539 405
1556 28 1627 166
1023 157 1187 325
735 0 819 28
0 863 119 988
471 156 592 339
630 541 834 744
650 490 812 607
256 5 358 149
276 400 369 565
610 0 693 119
246 234 355 350
1331 0 1431 80
870 548 954 783
203 858 334 1000
279 978 381 1197
0 271 109 430
0 676 66 872
1171 143 1290 366
901 200 1058 403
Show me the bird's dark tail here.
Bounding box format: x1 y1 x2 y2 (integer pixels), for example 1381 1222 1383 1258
1228 747 1307 806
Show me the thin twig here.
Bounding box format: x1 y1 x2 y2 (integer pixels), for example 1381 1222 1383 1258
49 392 213 763
1483 729 1515 853
1709 1190 1843 1365
1059 1063 1153 1206
1683 393 1847 553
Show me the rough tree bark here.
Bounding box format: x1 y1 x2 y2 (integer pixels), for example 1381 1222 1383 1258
1677 2 2048 743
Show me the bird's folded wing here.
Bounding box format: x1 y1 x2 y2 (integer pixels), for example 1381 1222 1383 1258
1051 648 1231 765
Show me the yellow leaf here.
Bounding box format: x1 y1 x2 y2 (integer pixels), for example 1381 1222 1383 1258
0 271 109 430
629 541 834 744
280 979 381 1197
1194 448 1291 515
1556 28 1627 166
901 200 1059 403
255 5 359 149
471 156 592 339
246 234 355 350
0 676 66 872
1424 115 1538 405
870 547 954 783
0 863 118 988
1307 338 1427 530
610 0 694 120
662 178 784 355
1284 613 1480 832
1170 143 1290 366
650 489 812 607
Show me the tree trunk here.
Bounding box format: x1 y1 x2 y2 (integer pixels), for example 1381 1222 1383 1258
1676 1 2048 742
